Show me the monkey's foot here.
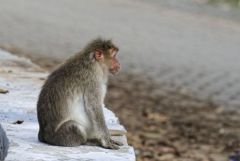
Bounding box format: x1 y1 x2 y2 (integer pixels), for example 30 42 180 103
101 138 123 150
111 139 123 146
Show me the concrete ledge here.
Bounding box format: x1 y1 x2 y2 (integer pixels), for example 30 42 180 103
0 49 135 161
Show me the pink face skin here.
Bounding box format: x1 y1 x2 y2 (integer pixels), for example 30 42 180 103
94 48 121 74
109 49 121 74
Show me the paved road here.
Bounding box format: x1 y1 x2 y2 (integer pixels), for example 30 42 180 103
0 0 240 107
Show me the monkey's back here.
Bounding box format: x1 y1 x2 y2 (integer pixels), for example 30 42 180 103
37 60 94 143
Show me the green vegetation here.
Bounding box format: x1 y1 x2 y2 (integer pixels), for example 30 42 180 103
209 0 240 7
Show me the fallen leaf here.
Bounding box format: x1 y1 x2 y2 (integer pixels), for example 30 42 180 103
0 88 9 94
147 113 169 123
140 132 160 140
13 120 24 124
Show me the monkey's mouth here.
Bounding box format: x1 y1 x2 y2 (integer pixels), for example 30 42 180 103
110 68 120 75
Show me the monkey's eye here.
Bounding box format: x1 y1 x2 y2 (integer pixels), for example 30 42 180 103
111 52 117 58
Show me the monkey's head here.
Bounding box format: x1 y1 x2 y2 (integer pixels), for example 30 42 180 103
95 47 120 75
85 38 121 75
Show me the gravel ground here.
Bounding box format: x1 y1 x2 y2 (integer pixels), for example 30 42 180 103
106 73 240 161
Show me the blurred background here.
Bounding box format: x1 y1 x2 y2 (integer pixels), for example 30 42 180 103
0 0 240 160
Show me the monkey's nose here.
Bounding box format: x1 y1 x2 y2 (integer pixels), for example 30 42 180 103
117 63 121 69
117 64 121 70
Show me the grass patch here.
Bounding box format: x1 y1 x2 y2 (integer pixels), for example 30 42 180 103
209 0 240 7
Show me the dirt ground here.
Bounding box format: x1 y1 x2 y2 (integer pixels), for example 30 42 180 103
106 73 240 161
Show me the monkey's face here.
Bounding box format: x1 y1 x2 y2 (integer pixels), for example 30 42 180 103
94 48 121 75
108 49 121 75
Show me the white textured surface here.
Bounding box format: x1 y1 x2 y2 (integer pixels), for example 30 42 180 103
0 49 135 161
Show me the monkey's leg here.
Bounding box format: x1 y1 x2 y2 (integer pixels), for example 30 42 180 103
51 120 87 147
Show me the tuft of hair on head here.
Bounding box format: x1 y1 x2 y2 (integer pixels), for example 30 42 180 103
83 38 118 54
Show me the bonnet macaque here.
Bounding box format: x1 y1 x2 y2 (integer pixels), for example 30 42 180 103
37 38 122 149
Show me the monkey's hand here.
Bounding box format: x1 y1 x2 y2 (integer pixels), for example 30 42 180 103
100 137 123 150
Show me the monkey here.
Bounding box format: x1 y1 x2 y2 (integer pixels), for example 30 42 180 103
0 124 9 161
37 38 123 149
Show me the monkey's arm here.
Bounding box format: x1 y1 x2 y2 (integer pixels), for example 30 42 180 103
83 85 122 149
83 85 110 137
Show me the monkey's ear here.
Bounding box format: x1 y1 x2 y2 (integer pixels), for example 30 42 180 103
94 50 104 61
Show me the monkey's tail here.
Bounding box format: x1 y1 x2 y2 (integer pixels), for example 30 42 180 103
38 131 45 143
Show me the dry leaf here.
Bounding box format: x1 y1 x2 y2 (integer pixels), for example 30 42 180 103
0 88 9 94
147 113 169 123
13 120 24 124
